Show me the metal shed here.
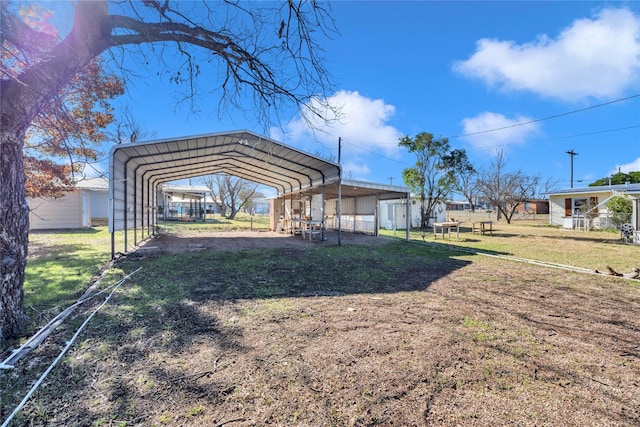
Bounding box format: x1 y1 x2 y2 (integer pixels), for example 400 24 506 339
109 130 410 257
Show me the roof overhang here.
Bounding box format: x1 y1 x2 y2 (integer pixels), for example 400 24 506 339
314 179 412 200
545 183 640 197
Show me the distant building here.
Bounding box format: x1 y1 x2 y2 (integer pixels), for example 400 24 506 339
546 183 640 231
158 184 211 220
379 198 446 229
508 199 549 214
157 184 271 219
446 201 470 211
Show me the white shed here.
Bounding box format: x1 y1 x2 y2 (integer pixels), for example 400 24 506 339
379 199 446 230
28 178 109 230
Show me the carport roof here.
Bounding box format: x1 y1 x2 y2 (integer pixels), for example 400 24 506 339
108 129 411 238
109 129 341 195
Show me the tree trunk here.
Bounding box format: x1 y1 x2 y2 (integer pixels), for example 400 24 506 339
0 125 30 340
0 2 111 342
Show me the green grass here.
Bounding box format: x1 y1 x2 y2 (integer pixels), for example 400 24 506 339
158 213 270 233
23 214 268 311
6 220 640 426
25 228 116 311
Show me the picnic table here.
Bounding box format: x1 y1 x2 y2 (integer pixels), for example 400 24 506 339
433 221 460 239
472 221 493 235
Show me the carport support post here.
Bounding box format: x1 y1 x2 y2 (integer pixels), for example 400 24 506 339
405 192 411 241
321 185 325 240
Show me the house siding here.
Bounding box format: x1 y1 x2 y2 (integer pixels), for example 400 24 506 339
29 191 84 229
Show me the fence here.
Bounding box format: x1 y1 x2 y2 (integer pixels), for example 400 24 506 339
325 215 376 235
447 210 550 224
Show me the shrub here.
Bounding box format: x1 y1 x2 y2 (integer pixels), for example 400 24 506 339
606 194 632 229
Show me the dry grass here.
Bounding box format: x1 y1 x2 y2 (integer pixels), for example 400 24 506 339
388 219 638 273
1 222 639 426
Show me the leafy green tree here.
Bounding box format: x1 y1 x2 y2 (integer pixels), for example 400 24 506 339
606 194 633 229
589 171 640 186
399 132 454 228
1 0 335 341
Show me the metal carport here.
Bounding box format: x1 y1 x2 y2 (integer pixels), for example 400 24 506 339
109 129 410 258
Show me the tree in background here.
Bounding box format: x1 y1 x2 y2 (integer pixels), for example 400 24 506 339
241 190 266 216
399 132 455 228
203 175 259 220
1 0 335 341
606 194 633 229
441 148 478 211
589 171 640 186
475 149 540 224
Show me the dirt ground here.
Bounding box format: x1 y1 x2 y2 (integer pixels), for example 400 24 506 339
135 229 396 254
3 228 640 426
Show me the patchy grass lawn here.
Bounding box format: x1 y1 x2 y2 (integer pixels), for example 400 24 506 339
2 221 639 426
381 219 638 273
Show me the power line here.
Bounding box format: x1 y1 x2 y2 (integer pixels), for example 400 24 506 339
549 124 640 140
452 93 640 139
340 139 410 166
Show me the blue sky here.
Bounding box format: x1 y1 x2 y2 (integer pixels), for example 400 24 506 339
101 1 640 194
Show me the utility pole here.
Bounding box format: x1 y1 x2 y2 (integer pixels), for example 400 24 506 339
338 137 342 247
566 149 578 188
388 176 394 185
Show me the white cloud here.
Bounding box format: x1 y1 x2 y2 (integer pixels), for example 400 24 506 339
610 157 640 175
453 8 640 101
460 112 541 152
342 160 371 180
272 90 403 158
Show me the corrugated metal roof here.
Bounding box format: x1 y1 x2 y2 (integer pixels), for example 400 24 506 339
109 130 342 232
111 129 340 193
75 177 109 191
545 183 640 196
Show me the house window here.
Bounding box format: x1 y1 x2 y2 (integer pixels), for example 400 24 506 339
573 198 588 216
573 197 598 216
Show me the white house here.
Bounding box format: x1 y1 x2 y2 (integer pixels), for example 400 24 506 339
28 177 109 230
158 183 211 220
379 198 447 230
546 183 640 231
